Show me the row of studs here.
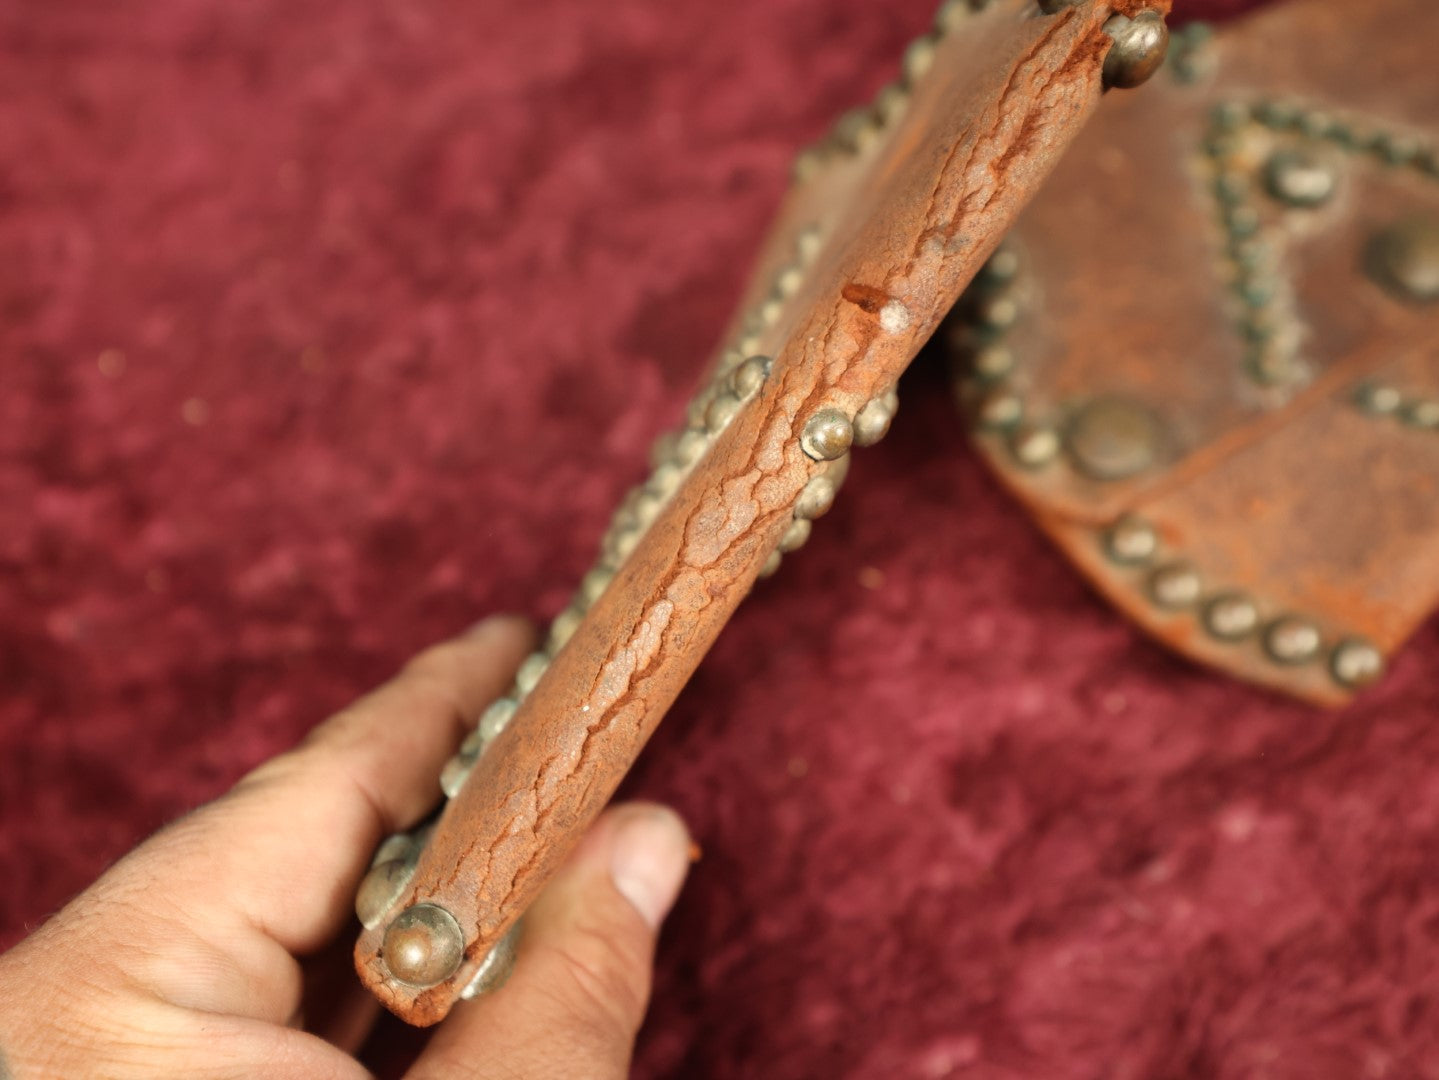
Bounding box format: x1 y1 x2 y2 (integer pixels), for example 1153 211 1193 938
1102 515 1385 690
791 0 997 183
1203 97 1439 391
1353 382 1439 430
1165 21 1213 86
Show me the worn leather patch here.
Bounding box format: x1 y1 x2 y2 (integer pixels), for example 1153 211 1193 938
951 0 1439 705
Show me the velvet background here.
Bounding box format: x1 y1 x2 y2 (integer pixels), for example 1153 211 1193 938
5 0 1439 1076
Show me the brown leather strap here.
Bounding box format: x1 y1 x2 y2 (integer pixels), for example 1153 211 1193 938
355 0 1170 1025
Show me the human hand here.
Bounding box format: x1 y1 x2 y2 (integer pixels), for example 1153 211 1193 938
0 616 693 1079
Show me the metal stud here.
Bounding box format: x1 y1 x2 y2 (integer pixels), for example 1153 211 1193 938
459 726 488 758
1402 398 1439 429
1263 616 1322 665
731 355 772 397
1353 382 1403 415
548 606 583 652
778 518 812 554
902 32 939 85
1104 516 1158 566
759 550 782 579
1101 10 1169 90
1330 638 1385 688
794 474 838 520
981 244 1021 285
974 386 1024 431
439 752 474 799
674 427 708 467
1367 216 1439 304
382 903 466 988
853 388 899 447
1264 148 1337 208
800 408 854 461
580 566 614 605
1203 592 1260 641
356 852 418 930
974 292 1020 331
460 922 524 1000
1148 562 1201 609
478 697 518 741
706 391 743 433
1065 396 1163 481
515 651 549 696
970 343 1015 381
1008 422 1060 469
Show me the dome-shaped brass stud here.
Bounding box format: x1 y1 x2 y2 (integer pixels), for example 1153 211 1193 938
383 904 466 988
1102 11 1170 90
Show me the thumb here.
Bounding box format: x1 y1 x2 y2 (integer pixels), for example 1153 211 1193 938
409 802 692 1080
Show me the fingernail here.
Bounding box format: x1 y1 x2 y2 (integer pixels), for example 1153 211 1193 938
609 806 691 929
465 614 533 641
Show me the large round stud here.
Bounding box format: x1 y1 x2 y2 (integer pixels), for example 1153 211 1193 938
1104 516 1158 565
800 409 854 461
1203 593 1260 641
1330 638 1385 689
356 854 417 930
794 474 838 520
1264 148 1337 208
1263 616 1322 665
1101 10 1169 90
1065 396 1163 481
1148 562 1201 609
1367 216 1439 303
382 904 466 988
853 389 899 447
1008 422 1060 469
460 921 524 1000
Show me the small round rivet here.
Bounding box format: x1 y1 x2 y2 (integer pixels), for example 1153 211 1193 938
515 651 549 695
1148 562 1202 609
1402 398 1439 429
731 355 771 397
778 518 812 554
1101 10 1170 90
674 428 709 467
759 550 782 579
478 697 518 741
853 389 899 447
1264 148 1338 208
800 408 854 461
1008 422 1060 469
1330 638 1385 688
1104 516 1158 566
975 292 1021 331
1203 593 1260 641
1367 216 1439 304
971 343 1015 381
439 752 474 799
579 567 614 605
706 392 743 433
975 386 1024 431
382 904 466 988
547 606 583 652
981 244 1021 285
794 474 838 520
1263 616 1323 665
1353 382 1403 415
902 32 939 85
356 857 417 930
1066 396 1163 481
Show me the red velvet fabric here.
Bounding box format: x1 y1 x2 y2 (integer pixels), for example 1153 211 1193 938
6 0 1439 1076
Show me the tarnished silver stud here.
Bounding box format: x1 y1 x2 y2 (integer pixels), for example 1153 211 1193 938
478 697 518 741
731 355 772 397
1101 10 1169 90
759 550 782 579
439 752 474 799
981 244 1021 285
547 606 583 652
853 388 899 447
1264 148 1337 208
971 343 1015 381
706 392 743 433
1330 638 1385 688
1263 616 1323 665
974 292 1021 331
459 725 488 758
1148 562 1202 609
580 566 614 605
974 386 1024 431
1402 398 1439 429
649 431 679 469
794 474 838 520
515 652 549 696
356 852 418 930
1065 396 1162 481
1104 516 1158 566
1203 593 1260 641
382 903 466 988
460 922 524 1000
674 428 708 467
902 32 939 85
778 518 812 554
800 408 854 461
1353 382 1403 415
1008 422 1060 469
1367 216 1439 304
874 82 909 127
775 266 804 298
796 225 824 263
